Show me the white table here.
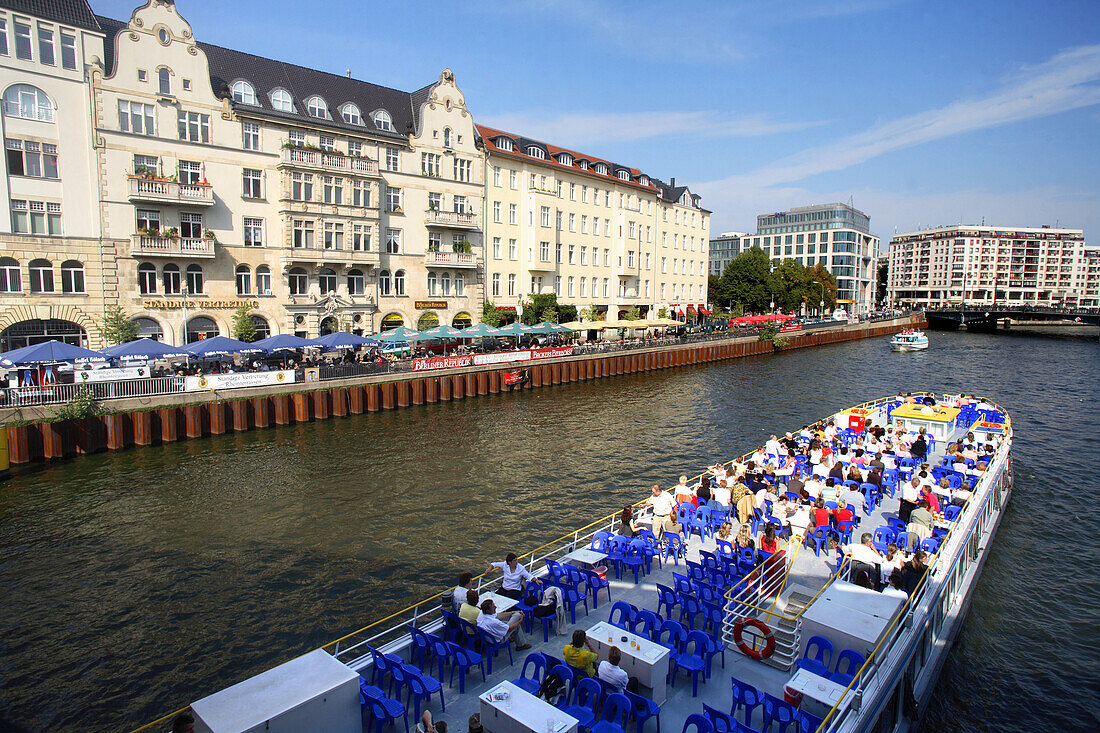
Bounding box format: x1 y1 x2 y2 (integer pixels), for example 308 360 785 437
561 548 608 568
479 591 520 613
586 621 671 704
479 681 579 733
785 668 855 719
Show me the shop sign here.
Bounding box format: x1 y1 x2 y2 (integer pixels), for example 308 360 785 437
412 355 473 371
473 350 532 366
531 346 576 359
414 301 448 309
143 300 259 310
185 371 294 391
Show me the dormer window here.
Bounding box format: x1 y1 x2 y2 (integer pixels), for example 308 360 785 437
270 89 293 113
231 80 257 105
527 146 546 159
594 163 608 175
617 170 630 181
372 110 393 131
557 153 573 166
341 103 362 125
495 137 513 151
639 176 649 186
578 160 588 170
306 96 329 119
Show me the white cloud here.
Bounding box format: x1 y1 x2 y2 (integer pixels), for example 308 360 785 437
703 44 1100 191
478 110 821 149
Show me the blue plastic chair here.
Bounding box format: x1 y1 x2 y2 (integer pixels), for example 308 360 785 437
836 520 857 546
715 539 735 561
561 677 601 729
590 530 614 552
886 517 906 534
944 505 962 522
360 680 409 733
670 630 709 696
511 652 548 695
444 641 483 693
609 600 637 630
560 578 591 624
678 594 703 630
440 608 463 645
656 583 679 619
621 540 648 583
672 572 695 598
656 618 687 653
403 665 445 723
680 713 713 733
729 676 763 728
872 527 895 553
606 536 632 579
408 626 434 673
798 635 833 677
632 609 662 640
477 626 513 676
548 664 575 707
663 533 685 566
833 648 865 681
591 692 633 733
762 691 796 733
625 690 661 733
428 634 450 682
368 645 403 694
796 710 824 733
514 580 544 632
806 526 830 557
701 703 734 733
583 567 612 609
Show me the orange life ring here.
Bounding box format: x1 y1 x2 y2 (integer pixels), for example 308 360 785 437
733 618 776 660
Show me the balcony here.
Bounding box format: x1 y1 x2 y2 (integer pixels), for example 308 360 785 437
127 177 215 207
425 209 480 230
130 234 215 258
284 247 380 267
424 251 478 269
278 147 379 175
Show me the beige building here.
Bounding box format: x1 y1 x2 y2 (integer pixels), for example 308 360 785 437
478 126 709 320
1 0 484 349
887 225 1098 308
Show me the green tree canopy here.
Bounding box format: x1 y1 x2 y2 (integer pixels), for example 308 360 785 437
231 303 256 342
480 300 502 327
720 246 774 313
100 304 139 345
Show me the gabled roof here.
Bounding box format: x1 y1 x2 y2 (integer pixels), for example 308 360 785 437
96 15 423 141
0 0 102 32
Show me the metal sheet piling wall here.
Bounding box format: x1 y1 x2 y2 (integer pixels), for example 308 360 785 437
3 316 923 465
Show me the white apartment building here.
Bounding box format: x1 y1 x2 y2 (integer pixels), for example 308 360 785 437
1 0 484 349
478 126 710 319
888 225 1098 308
744 203 879 314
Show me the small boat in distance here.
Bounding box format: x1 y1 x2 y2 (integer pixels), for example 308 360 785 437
890 329 929 352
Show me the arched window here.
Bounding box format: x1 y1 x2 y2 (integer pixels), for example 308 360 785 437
28 258 54 293
158 68 171 95
527 146 545 159
3 84 54 122
132 317 163 341
61 260 84 293
235 264 251 295
250 315 271 340
186 316 218 343
451 312 472 329
186 264 204 294
306 96 329 119
594 163 608 175
617 170 630 180
372 109 393 131
256 265 271 295
231 80 257 105
138 262 157 295
378 269 391 296
347 268 364 295
162 263 181 294
318 267 337 294
454 272 465 297
341 103 361 125
393 269 406 296
426 271 437 296
0 257 21 293
440 271 451 296
380 313 403 331
270 88 293 113
288 267 308 295
442 127 452 148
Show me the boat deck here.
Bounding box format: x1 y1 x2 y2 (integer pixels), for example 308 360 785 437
351 405 972 733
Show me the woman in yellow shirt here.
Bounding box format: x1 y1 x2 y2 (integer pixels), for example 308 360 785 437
563 629 598 676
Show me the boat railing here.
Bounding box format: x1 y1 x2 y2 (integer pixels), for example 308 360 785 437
813 414 1013 731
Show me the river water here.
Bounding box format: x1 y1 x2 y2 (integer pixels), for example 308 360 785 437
0 331 1097 732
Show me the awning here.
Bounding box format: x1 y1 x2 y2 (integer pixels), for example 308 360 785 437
0 339 107 366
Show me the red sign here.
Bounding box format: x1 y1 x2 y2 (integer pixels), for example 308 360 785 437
411 355 473 371
779 324 802 332
531 346 576 360
503 370 526 385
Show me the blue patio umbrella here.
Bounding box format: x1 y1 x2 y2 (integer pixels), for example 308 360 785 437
0 339 106 366
458 323 501 338
311 332 379 350
101 338 189 361
182 335 264 357
251 334 315 353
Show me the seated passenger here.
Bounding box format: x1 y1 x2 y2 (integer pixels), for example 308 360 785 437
458 589 482 626
563 629 598 676
598 646 640 693
487 553 540 600
453 572 474 611
477 598 530 650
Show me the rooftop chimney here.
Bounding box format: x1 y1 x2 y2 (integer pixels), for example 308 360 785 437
346 68 351 78
670 177 676 187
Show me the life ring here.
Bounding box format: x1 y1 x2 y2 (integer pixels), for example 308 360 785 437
733 618 776 660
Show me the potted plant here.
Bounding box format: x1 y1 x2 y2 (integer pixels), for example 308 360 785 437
136 225 149 235
164 226 179 238
203 229 216 240
451 239 472 253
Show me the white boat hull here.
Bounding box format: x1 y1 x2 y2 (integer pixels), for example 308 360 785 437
890 341 928 352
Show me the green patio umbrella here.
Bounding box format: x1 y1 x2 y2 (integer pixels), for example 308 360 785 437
528 321 559 335
459 323 502 338
420 325 464 339
495 322 532 337
376 327 429 342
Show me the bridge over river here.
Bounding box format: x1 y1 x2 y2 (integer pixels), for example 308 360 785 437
925 306 1100 331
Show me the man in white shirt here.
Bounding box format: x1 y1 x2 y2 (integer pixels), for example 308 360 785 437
711 480 732 507
824 421 838 441
598 647 638 693
453 572 473 611
803 477 822 501
765 435 782 459
844 533 885 586
646 484 676 539
477 599 530 650
899 478 921 523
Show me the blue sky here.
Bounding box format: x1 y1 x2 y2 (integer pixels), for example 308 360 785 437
99 0 1100 246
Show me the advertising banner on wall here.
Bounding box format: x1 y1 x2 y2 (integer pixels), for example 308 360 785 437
412 355 474 371
531 346 576 359
472 351 532 366
185 371 295 391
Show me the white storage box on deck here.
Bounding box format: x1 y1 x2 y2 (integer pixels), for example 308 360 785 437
191 649 361 733
798 581 904 660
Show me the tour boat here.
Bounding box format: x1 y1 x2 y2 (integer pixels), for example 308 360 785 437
889 329 929 352
172 394 1012 733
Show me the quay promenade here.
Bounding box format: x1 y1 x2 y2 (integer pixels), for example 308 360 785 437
1 314 923 465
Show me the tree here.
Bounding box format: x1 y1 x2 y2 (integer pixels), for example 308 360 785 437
808 261 839 315
720 246 773 313
580 305 604 322
521 293 561 325
480 300 502 327
558 303 578 322
100 304 139 345
708 274 731 309
772 258 813 313
657 306 669 319
623 306 641 321
231 303 256 342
